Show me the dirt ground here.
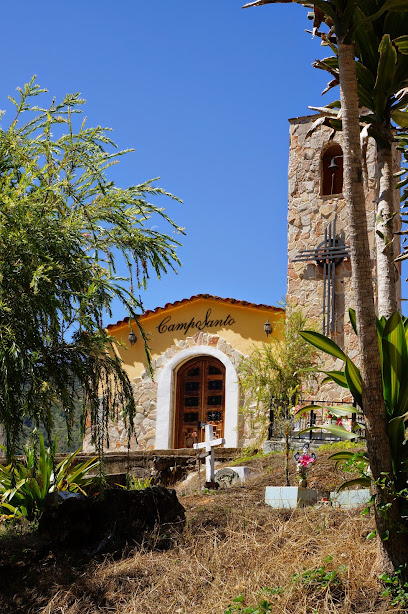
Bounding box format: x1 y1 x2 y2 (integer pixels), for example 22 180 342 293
0 449 401 614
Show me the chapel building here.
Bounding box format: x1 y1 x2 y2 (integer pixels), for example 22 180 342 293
82 294 284 453
83 114 403 453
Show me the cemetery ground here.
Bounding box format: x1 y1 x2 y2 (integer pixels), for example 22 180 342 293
0 448 404 614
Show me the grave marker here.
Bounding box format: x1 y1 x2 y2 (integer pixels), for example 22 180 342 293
194 423 225 488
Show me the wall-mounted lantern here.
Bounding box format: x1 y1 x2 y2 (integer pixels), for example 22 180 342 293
128 328 137 345
264 319 272 337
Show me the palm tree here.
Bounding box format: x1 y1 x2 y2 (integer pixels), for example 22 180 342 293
310 9 408 317
243 0 408 571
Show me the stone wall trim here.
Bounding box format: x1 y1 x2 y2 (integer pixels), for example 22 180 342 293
155 345 240 449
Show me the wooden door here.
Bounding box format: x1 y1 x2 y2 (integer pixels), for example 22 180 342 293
174 357 225 449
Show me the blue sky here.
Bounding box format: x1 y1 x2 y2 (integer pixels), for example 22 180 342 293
2 1 403 323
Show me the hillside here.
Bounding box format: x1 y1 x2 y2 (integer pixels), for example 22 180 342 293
0 449 403 614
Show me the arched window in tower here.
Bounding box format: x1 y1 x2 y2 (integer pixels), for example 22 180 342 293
322 144 343 196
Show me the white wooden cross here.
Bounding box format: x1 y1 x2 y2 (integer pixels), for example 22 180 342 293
194 423 225 484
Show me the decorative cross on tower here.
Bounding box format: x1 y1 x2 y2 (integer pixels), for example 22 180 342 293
194 423 225 487
292 218 350 335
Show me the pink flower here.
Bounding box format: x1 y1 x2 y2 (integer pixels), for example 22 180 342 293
298 454 315 467
336 417 343 426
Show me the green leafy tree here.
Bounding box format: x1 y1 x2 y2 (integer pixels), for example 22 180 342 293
242 0 408 572
238 309 319 485
0 78 183 461
21 402 84 454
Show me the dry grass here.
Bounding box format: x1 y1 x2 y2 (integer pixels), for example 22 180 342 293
0 451 403 614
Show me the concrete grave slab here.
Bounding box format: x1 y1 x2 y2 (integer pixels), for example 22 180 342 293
330 489 371 509
265 486 322 509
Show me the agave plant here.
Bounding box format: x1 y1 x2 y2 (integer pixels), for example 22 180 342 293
0 434 99 519
298 310 408 500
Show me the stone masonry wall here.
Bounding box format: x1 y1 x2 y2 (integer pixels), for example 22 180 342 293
287 116 400 402
83 331 246 453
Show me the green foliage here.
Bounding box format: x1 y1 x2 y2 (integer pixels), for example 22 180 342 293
317 440 365 453
21 403 83 454
329 450 372 492
330 449 369 473
238 308 318 486
301 310 408 512
300 2 408 142
0 433 99 519
291 558 347 590
230 448 272 465
260 587 284 596
238 308 319 439
0 77 183 460
126 476 152 490
304 3 408 262
313 12 408 130
223 563 345 614
381 565 408 607
224 592 272 614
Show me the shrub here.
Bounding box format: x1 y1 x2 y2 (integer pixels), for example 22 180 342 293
0 434 98 519
127 476 153 490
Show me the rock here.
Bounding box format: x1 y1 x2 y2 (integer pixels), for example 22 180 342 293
215 468 240 488
39 486 185 554
43 491 86 508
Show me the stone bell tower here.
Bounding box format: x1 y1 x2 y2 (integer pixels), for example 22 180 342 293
286 114 401 399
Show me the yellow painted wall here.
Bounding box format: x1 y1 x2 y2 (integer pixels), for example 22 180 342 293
108 297 284 380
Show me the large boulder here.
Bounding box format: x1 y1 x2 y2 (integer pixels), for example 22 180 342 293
39 486 185 554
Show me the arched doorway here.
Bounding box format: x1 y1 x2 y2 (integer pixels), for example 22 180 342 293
174 356 225 449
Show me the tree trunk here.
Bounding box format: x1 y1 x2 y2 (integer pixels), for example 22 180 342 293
338 42 408 570
376 142 398 318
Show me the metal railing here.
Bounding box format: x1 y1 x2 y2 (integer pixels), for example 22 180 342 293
268 398 364 442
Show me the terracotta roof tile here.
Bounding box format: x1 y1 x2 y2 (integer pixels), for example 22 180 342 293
106 294 284 330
